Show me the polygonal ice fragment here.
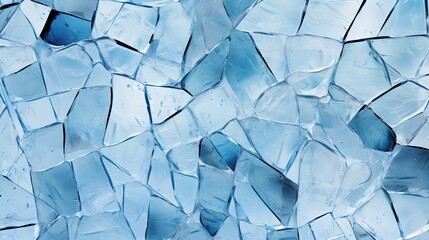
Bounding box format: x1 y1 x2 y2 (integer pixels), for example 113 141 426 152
49 90 78 122
1 7 36 45
53 0 99 20
3 63 46 102
200 208 227 236
198 165 234 212
0 112 20 174
76 212 135 240
15 97 56 130
0 40 36 76
173 172 198 214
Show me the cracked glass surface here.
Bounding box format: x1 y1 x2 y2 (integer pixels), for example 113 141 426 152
0 0 429 239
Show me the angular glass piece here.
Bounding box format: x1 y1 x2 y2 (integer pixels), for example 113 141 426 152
85 63 112 87
15 97 56 130
173 172 198 214
394 113 427 145
41 45 92 94
37 217 68 240
299 0 362 40
167 142 199 175
146 196 186 239
104 75 150 145
223 0 257 25
20 1 51 36
122 182 150 240
309 214 344 240
214 216 241 240
41 11 91 46
181 39 229 95
0 40 37 76
0 112 20 174
49 90 78 122
3 63 46 102
53 0 98 20
200 208 227 236
64 87 111 159
268 228 299 240
334 41 390 102
287 68 333 97
209 133 241 171
106 4 157 53
237 0 305 35
146 85 191 124
354 190 401 240
0 224 35 240
384 146 429 197
21 123 64 171
254 83 298 124
409 121 429 148
174 222 212 240
6 153 32 192
76 212 134 239
370 81 429 126
101 131 154 184
200 137 230 170
198 165 234 212
240 221 266 240
31 162 80 216
297 141 347 226
348 106 396 152
1 8 36 46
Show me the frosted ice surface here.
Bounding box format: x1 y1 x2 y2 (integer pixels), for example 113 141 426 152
1 0 429 239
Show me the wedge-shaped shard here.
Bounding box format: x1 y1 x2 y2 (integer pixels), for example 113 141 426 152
37 217 67 240
0 112 20 174
378 0 426 37
174 222 212 240
345 0 396 41
214 216 240 240
240 221 266 240
288 69 333 98
200 209 227 236
188 87 237 134
101 131 154 184
299 0 362 40
167 142 199 175
41 45 92 94
354 190 401 240
16 97 56 130
173 172 198 213
1 7 36 45
0 224 35 240
267 228 299 240
200 137 230 170
384 146 429 197
41 11 91 46
286 35 342 73
236 151 298 225
198 165 234 212
209 133 241 171
0 176 37 228
353 223 375 240
0 4 18 32
334 41 390 102
297 141 347 226
76 212 134 240
147 86 191 124
52 0 98 20
226 31 277 111
153 107 201 150
310 214 344 240
85 63 112 87
148 146 177 205
394 113 427 145
221 119 257 154
237 0 305 35
370 81 429 126
3 63 46 102
49 90 78 122
182 40 229 95
409 121 429 149
123 182 150 240
0 40 36 76
21 123 64 171
389 193 429 238
254 83 298 124
105 75 150 145
91 1 122 37
106 4 157 53
72 152 118 215
6 153 32 192
146 196 186 239
97 38 142 76
223 0 257 25
349 106 396 152
65 87 111 159
371 37 429 78
240 117 307 169
31 162 80 216
233 181 282 226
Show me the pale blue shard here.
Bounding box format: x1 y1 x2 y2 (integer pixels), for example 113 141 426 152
31 162 80 216
200 137 230 170
1 7 36 45
209 132 241 171
394 113 427 145
309 214 344 240
64 87 111 159
52 0 99 20
3 63 46 102
0 4 18 32
334 41 391 102
349 106 396 152
49 90 78 122
240 117 307 169
37 217 68 240
41 45 92 94
198 165 234 212
122 182 150 240
409 121 429 148
15 97 56 130
0 40 36 76
146 85 192 124
370 81 429 126
104 75 150 145
181 39 229 95
153 107 201 150
0 175 37 228
91 1 122 38
237 0 305 35
76 212 135 240
21 123 64 171
0 112 20 174
101 131 154 183
72 152 119 215
214 216 241 240
288 69 333 97
226 31 276 109
85 63 112 87
267 228 298 240
200 208 227 236
146 196 186 239
6 153 32 192
254 83 299 124
299 0 363 40
235 151 298 225
223 0 257 25
174 222 213 240
378 0 427 37
106 4 157 53
166 142 199 175
0 224 35 240
96 38 142 76
383 146 429 197
188 86 237 134
173 172 198 213
240 221 266 240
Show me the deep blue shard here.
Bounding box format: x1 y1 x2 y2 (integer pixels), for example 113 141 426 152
200 208 227 236
349 106 396 152
41 10 91 46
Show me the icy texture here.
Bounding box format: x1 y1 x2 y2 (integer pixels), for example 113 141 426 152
1 0 429 239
